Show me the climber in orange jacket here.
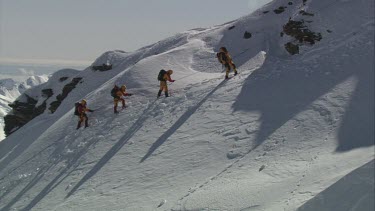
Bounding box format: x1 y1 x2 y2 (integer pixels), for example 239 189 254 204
76 99 94 129
112 85 133 113
217 47 238 79
157 69 175 98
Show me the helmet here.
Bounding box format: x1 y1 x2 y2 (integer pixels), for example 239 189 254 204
220 47 228 53
121 85 127 90
81 99 87 105
167 70 173 75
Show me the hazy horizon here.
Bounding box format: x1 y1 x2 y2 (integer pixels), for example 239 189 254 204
0 0 272 66
0 63 86 82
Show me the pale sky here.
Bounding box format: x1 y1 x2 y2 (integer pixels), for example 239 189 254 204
0 0 271 65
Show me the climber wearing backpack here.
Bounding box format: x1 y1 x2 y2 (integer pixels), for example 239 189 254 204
112 85 133 114
157 69 175 98
75 99 94 129
217 47 238 79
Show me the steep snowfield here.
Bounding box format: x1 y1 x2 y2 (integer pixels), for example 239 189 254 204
0 0 374 210
0 76 49 140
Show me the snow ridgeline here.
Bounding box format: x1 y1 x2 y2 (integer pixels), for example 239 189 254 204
0 76 49 141
0 0 374 210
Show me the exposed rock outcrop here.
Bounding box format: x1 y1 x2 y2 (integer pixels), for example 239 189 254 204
283 19 322 45
92 64 112 71
243 31 252 39
274 6 286 14
4 69 81 136
4 94 46 136
49 77 82 113
283 19 322 54
285 42 300 55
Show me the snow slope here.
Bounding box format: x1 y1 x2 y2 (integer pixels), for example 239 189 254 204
0 76 49 140
0 0 373 210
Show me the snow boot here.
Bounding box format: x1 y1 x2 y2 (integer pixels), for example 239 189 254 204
165 91 169 97
157 90 162 98
76 122 81 130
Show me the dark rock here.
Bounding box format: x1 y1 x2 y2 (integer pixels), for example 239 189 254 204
4 76 82 136
41 89 53 98
92 64 112 71
327 29 333 33
48 101 61 113
299 10 314 16
282 18 322 54
280 32 284 37
243 31 252 39
49 77 82 113
283 19 322 46
274 6 286 14
227 151 242 159
4 75 83 136
4 94 46 136
59 77 69 82
285 42 300 55
228 26 235 30
263 11 270 14
288 2 293 5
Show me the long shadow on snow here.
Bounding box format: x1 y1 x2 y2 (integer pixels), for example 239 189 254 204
232 53 374 151
140 80 227 163
0 113 117 211
297 159 374 211
0 122 75 210
65 99 158 198
0 142 55 201
0 139 80 210
0 164 55 211
66 80 227 197
0 118 52 175
18 137 103 211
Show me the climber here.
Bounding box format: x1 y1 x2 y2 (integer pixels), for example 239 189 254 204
75 99 94 129
112 85 133 113
157 69 175 98
217 47 238 79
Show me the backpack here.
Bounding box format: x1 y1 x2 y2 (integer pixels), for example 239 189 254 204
217 52 228 64
111 85 119 98
74 102 82 116
157 69 167 81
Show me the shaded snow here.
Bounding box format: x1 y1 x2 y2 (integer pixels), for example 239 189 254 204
298 160 374 211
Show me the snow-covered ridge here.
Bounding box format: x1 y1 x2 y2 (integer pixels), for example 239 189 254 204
0 0 373 210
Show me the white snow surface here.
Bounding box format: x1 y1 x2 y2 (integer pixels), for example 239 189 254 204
0 75 49 141
0 0 374 210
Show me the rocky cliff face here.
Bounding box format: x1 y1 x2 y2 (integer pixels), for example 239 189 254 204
3 69 81 137
4 94 44 135
0 76 49 140
49 77 82 113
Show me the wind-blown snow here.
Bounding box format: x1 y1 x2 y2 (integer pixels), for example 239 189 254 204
0 0 373 210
